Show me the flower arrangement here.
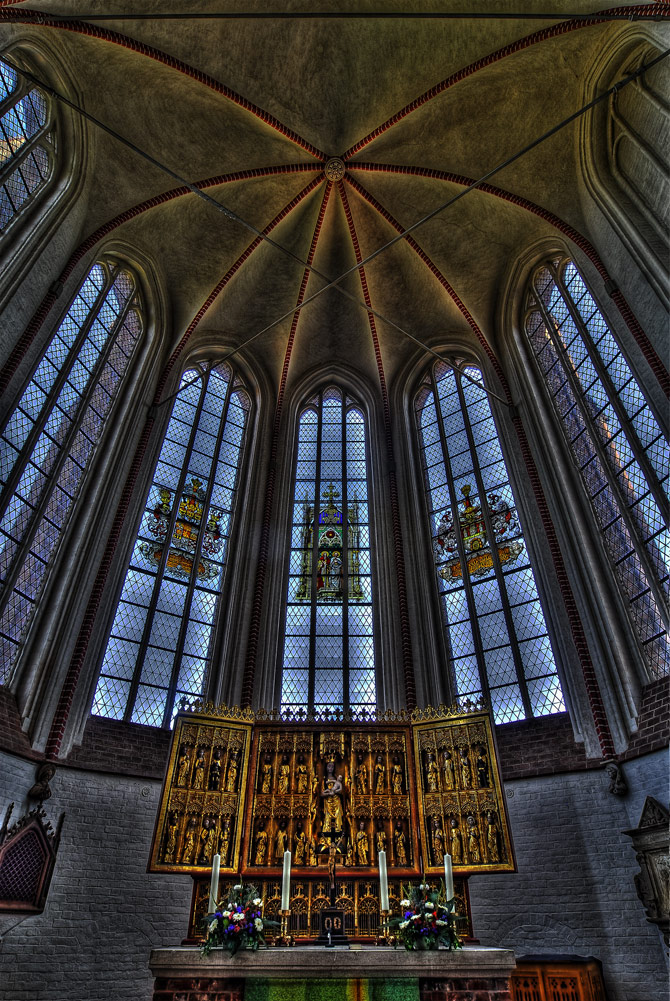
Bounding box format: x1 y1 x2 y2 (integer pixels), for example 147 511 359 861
389 882 462 952
201 883 275 956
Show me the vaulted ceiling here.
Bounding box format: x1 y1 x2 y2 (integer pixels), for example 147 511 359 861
0 2 639 394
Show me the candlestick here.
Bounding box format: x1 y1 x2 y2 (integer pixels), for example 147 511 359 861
281 850 291 911
208 853 220 914
443 853 454 901
378 849 389 911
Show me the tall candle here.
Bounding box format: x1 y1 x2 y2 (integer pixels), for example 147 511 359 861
208 854 220 914
378 849 389 911
281 850 291 911
443 853 454 901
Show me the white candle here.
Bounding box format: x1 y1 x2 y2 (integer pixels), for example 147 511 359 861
208 853 220 914
281 850 291 911
378 849 389 911
443 853 454 901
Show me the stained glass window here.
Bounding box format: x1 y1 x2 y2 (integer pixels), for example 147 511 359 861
280 386 376 716
524 257 669 679
0 56 54 232
0 260 143 682
415 362 565 723
92 363 250 728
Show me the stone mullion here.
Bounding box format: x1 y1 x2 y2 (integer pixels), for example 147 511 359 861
161 368 235 728
553 261 668 518
0 268 134 612
532 286 669 630
455 371 533 719
430 366 491 710
307 392 324 713
341 392 350 714
123 369 208 723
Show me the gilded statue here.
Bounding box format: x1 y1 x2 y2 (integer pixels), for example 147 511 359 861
393 822 407 865
176 746 191 786
199 817 217 864
476 747 490 788
431 815 445 863
253 822 268 865
274 821 288 862
373 754 385 794
345 839 354 866
426 752 439 793
354 754 368 795
466 814 480 862
226 750 239 793
450 817 463 863
486 811 500 862
260 754 273 794
442 750 455 790
220 818 231 865
459 747 472 789
208 749 222 791
294 822 307 865
278 754 290 794
164 811 179 863
192 748 206 790
320 758 345 835
181 815 197 864
355 821 369 865
391 756 403 795
375 824 387 860
296 754 308 794
308 838 317 866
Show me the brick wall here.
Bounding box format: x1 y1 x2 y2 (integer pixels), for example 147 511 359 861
66 715 172 779
620 678 669 761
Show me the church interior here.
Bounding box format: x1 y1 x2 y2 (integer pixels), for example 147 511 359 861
0 2 668 1000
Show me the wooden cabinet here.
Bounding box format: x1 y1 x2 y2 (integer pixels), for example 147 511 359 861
511 956 607 1001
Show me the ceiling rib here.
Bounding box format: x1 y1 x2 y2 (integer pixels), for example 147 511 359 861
339 181 417 709
0 7 327 158
240 180 333 707
342 2 667 159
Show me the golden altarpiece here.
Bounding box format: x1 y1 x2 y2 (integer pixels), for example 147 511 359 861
149 702 515 941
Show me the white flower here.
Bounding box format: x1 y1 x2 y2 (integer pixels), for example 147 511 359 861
436 919 447 927
232 912 245 922
400 899 410 907
399 920 409 930
226 903 233 911
254 918 263 931
412 914 421 922
233 884 243 891
208 918 218 933
424 901 435 911
253 898 262 906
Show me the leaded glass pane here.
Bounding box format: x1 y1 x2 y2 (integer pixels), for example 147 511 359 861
416 361 564 722
0 263 142 684
280 390 376 715
92 364 250 724
526 258 669 678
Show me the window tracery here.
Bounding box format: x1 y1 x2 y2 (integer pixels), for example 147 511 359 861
280 386 376 716
0 259 143 683
0 56 55 234
524 256 669 680
415 361 565 723
91 363 250 728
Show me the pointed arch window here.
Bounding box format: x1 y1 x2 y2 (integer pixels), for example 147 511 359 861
92 363 250 728
280 386 376 716
0 56 55 233
524 256 669 678
415 362 565 723
0 260 143 682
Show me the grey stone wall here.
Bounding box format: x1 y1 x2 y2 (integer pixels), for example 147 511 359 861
0 751 192 1001
469 748 669 1001
0 749 667 1001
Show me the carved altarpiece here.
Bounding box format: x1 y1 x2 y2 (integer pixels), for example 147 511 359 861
149 703 514 940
